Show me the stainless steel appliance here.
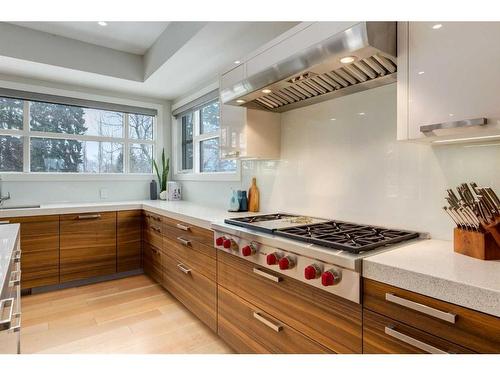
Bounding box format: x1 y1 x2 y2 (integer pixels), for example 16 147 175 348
213 214 420 304
0 231 21 354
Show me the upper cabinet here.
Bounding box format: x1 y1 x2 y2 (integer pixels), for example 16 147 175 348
397 22 500 143
220 65 281 160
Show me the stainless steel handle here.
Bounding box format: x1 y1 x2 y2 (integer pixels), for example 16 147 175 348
253 268 282 283
0 220 10 224
150 245 161 254
9 269 21 287
150 225 161 233
384 326 448 354
0 298 14 331
385 293 456 324
176 237 191 246
420 117 486 133
13 249 21 263
176 223 191 231
177 263 192 275
222 151 240 158
253 312 283 332
77 214 101 220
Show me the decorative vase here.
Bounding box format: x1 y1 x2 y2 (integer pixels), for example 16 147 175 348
159 190 168 200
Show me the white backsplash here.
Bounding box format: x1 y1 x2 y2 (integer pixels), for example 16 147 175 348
180 84 500 240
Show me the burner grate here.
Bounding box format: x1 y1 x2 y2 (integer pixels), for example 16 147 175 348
275 221 419 253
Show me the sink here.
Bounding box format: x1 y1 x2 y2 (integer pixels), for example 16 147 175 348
0 205 41 210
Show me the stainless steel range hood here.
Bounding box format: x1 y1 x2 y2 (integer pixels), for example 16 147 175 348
220 22 397 112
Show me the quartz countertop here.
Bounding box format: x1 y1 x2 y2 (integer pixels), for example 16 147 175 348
363 239 500 317
0 224 20 295
0 200 250 230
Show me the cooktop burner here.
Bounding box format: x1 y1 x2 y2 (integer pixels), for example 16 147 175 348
275 221 419 253
225 214 419 253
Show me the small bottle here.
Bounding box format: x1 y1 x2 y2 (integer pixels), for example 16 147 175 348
238 190 248 212
150 180 158 200
229 189 240 212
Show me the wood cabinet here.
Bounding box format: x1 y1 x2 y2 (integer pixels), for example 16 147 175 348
218 285 332 354
363 279 500 353
397 22 500 142
142 241 163 285
4 215 59 289
217 250 362 353
60 212 117 283
117 210 142 272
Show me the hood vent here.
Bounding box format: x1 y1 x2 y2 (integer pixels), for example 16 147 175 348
221 22 397 113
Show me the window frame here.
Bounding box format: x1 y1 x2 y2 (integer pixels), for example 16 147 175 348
0 98 157 176
173 100 240 182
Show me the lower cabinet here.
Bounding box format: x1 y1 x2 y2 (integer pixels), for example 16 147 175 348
218 286 332 353
143 242 163 285
60 212 117 283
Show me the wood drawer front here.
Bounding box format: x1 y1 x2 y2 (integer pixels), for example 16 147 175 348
162 216 213 248
218 286 332 354
6 215 60 289
117 210 142 272
163 253 217 332
163 235 216 281
363 310 473 354
217 251 362 353
363 279 500 353
60 212 117 283
143 242 163 284
144 221 163 250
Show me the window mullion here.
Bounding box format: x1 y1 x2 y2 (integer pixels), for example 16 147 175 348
124 114 129 173
23 101 30 173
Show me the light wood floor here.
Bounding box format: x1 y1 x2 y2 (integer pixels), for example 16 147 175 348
21 274 233 354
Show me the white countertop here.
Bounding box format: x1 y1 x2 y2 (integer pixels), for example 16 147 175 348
0 224 20 294
0 200 250 230
363 239 500 317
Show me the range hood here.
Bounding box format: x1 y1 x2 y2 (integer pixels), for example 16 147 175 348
221 22 397 113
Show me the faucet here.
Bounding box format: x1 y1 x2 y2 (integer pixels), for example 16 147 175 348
0 176 11 206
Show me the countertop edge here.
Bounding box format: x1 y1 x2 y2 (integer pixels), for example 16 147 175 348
362 260 500 318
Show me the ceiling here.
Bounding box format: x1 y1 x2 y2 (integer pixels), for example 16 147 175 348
0 21 299 101
11 22 170 55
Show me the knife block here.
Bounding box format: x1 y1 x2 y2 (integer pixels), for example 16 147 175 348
453 227 500 260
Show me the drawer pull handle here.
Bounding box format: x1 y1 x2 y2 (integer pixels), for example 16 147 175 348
9 270 21 287
77 214 101 220
0 298 14 331
385 293 456 324
177 263 192 275
253 312 283 332
384 326 448 354
13 250 21 263
176 223 191 231
0 220 10 224
253 268 282 283
150 245 161 254
177 237 191 246
150 226 161 233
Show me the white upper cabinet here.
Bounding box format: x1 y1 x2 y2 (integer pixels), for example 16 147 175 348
398 22 500 143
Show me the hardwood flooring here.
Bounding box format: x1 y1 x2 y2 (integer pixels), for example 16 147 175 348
20 274 233 354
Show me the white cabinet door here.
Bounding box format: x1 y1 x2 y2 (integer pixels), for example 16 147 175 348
404 22 500 141
220 103 246 159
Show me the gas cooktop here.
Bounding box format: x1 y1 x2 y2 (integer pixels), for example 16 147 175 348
225 214 419 254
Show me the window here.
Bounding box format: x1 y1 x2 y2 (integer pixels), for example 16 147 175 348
0 97 156 174
177 100 236 175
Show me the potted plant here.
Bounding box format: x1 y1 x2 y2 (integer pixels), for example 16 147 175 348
153 149 170 200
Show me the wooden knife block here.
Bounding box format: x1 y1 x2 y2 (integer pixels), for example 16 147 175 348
454 227 500 260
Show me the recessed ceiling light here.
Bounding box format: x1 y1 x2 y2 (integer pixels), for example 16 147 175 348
236 99 246 104
432 24 443 30
234 60 241 64
358 112 366 116
262 89 272 94
340 56 356 64
98 21 107 27
330 118 336 121
418 71 425 75
449 113 454 117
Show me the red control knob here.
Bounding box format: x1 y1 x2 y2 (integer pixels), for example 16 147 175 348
266 253 278 265
223 239 232 249
215 237 225 246
278 256 295 270
321 269 341 286
241 244 255 257
304 264 321 280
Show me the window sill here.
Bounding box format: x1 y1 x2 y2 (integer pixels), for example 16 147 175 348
173 171 241 182
0 173 155 182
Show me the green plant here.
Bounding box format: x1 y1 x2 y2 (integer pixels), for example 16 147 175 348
153 149 169 192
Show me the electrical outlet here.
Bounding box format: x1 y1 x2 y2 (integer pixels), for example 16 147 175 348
100 188 108 199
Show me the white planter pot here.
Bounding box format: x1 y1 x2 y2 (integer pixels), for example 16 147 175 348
159 190 167 200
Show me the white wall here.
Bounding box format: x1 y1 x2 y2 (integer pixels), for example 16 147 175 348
0 75 171 205
179 84 500 240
